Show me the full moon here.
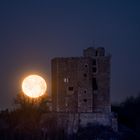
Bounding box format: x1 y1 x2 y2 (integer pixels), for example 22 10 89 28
22 75 47 98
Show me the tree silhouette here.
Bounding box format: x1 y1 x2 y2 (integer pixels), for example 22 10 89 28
112 93 140 135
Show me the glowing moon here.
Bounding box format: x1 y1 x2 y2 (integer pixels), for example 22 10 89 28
22 75 47 98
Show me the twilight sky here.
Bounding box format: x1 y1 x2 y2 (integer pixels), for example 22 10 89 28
0 0 140 109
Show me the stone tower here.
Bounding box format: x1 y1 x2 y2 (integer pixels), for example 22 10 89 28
51 47 111 114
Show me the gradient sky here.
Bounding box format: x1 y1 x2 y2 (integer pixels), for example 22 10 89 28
0 0 140 109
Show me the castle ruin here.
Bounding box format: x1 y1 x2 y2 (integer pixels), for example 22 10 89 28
51 47 117 134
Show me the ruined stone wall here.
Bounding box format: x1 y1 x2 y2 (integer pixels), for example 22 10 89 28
83 47 111 113
93 56 111 113
77 58 93 112
52 57 93 112
51 47 117 132
51 47 111 113
52 58 79 112
55 112 117 134
79 113 111 127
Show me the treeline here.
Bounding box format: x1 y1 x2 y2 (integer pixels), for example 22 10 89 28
112 94 140 134
1 94 140 140
0 93 51 140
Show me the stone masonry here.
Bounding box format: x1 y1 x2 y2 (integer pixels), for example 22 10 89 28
51 47 117 133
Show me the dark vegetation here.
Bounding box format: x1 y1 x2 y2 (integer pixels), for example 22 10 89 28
0 93 50 140
0 93 140 139
112 94 140 134
77 124 119 140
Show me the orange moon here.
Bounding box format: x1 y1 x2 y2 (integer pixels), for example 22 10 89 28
22 75 47 98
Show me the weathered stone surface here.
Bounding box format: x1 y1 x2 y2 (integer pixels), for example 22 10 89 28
51 47 117 132
52 47 111 113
